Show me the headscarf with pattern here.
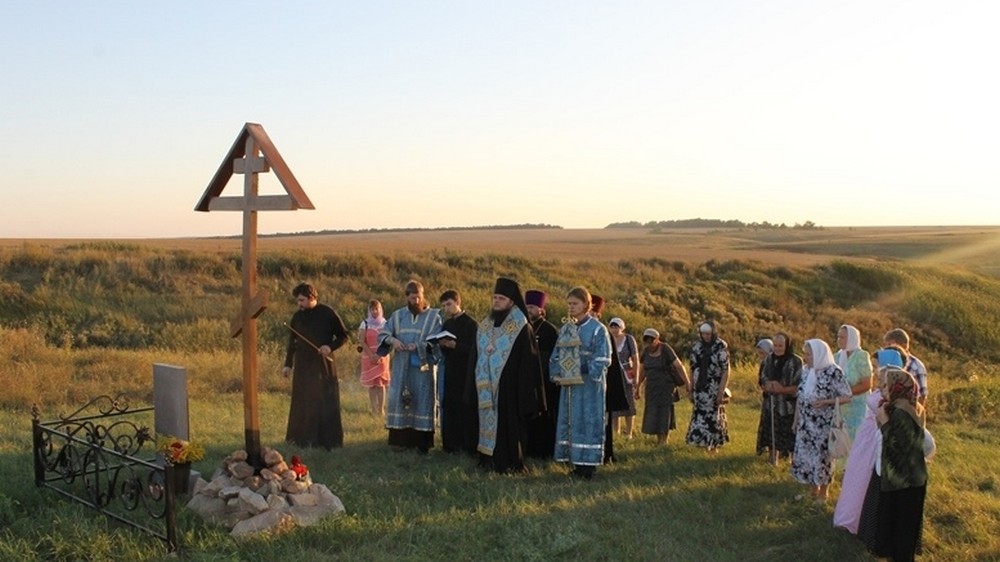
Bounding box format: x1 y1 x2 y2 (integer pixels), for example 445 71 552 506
884 367 924 426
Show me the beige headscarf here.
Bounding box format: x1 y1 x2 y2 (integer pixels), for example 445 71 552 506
884 367 925 426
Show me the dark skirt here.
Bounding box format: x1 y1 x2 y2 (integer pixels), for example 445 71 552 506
612 382 638 417
858 469 881 551
755 395 795 456
642 393 677 435
859 469 924 560
874 485 926 561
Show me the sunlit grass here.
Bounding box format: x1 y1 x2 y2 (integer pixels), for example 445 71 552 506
3 370 998 560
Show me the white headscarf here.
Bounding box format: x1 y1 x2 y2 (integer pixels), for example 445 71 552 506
756 338 774 354
836 324 862 369
803 338 837 398
840 324 861 352
806 339 837 371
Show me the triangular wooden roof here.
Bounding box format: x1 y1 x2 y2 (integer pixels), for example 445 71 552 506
195 123 314 212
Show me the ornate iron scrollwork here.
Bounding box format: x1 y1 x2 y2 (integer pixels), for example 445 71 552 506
32 395 178 552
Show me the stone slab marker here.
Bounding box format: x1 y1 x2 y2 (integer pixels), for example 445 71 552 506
153 363 200 486
194 123 314 468
153 363 190 440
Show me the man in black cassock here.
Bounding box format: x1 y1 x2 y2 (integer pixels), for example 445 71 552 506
282 282 350 449
473 277 546 473
437 289 479 454
524 289 560 459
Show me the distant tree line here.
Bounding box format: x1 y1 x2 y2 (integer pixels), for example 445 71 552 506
250 224 563 239
605 218 820 230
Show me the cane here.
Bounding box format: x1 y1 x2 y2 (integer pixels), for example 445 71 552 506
283 323 335 363
769 392 778 466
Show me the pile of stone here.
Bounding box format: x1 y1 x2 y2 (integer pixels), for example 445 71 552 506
185 446 345 537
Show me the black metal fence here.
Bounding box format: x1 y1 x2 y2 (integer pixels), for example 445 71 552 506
32 395 180 552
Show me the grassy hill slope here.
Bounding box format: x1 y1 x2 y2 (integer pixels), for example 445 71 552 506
1 230 999 560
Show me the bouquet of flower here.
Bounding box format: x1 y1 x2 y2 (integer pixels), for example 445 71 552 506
156 435 205 466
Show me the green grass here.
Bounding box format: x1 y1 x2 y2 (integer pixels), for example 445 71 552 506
3 240 1000 559
3 371 998 561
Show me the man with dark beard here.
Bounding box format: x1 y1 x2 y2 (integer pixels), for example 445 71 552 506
524 289 559 459
282 282 350 449
437 289 479 454
377 280 442 454
473 277 546 473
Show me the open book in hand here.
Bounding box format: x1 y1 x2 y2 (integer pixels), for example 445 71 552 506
425 330 457 343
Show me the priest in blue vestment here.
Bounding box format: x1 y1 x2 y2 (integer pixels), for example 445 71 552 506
473 277 547 473
377 280 442 453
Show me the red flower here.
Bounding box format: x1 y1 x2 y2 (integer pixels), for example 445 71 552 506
290 455 309 479
169 442 183 461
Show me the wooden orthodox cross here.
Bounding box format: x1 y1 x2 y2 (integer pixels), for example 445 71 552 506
195 123 314 468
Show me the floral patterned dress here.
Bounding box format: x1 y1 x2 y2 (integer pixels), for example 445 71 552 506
685 338 730 448
791 364 852 485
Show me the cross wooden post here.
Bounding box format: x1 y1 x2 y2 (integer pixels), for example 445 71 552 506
236 135 266 467
195 123 314 470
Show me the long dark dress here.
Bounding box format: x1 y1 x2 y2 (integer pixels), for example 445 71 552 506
641 343 680 435
473 308 547 473
755 352 803 457
526 317 559 459
283 303 349 449
440 312 479 454
612 334 639 417
604 335 630 463
872 408 927 561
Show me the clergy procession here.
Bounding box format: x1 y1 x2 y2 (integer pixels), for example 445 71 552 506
281 278 933 561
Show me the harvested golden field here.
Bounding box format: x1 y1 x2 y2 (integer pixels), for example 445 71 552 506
4 225 1000 273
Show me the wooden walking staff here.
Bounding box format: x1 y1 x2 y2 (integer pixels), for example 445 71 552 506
195 123 314 469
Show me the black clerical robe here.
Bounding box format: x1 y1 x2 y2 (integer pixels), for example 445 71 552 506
440 312 479 454
283 303 349 449
526 317 559 458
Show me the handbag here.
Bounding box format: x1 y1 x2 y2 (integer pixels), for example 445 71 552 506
923 427 936 460
828 403 853 459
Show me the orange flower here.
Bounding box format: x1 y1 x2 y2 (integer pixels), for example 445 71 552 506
155 435 205 466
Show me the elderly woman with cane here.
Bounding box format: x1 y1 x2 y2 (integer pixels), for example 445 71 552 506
756 333 803 465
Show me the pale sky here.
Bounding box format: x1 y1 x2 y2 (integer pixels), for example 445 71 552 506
2 1 997 238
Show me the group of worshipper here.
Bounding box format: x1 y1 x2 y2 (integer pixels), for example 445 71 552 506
281 281 932 558
754 325 933 561
281 278 702 480
368 278 627 478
